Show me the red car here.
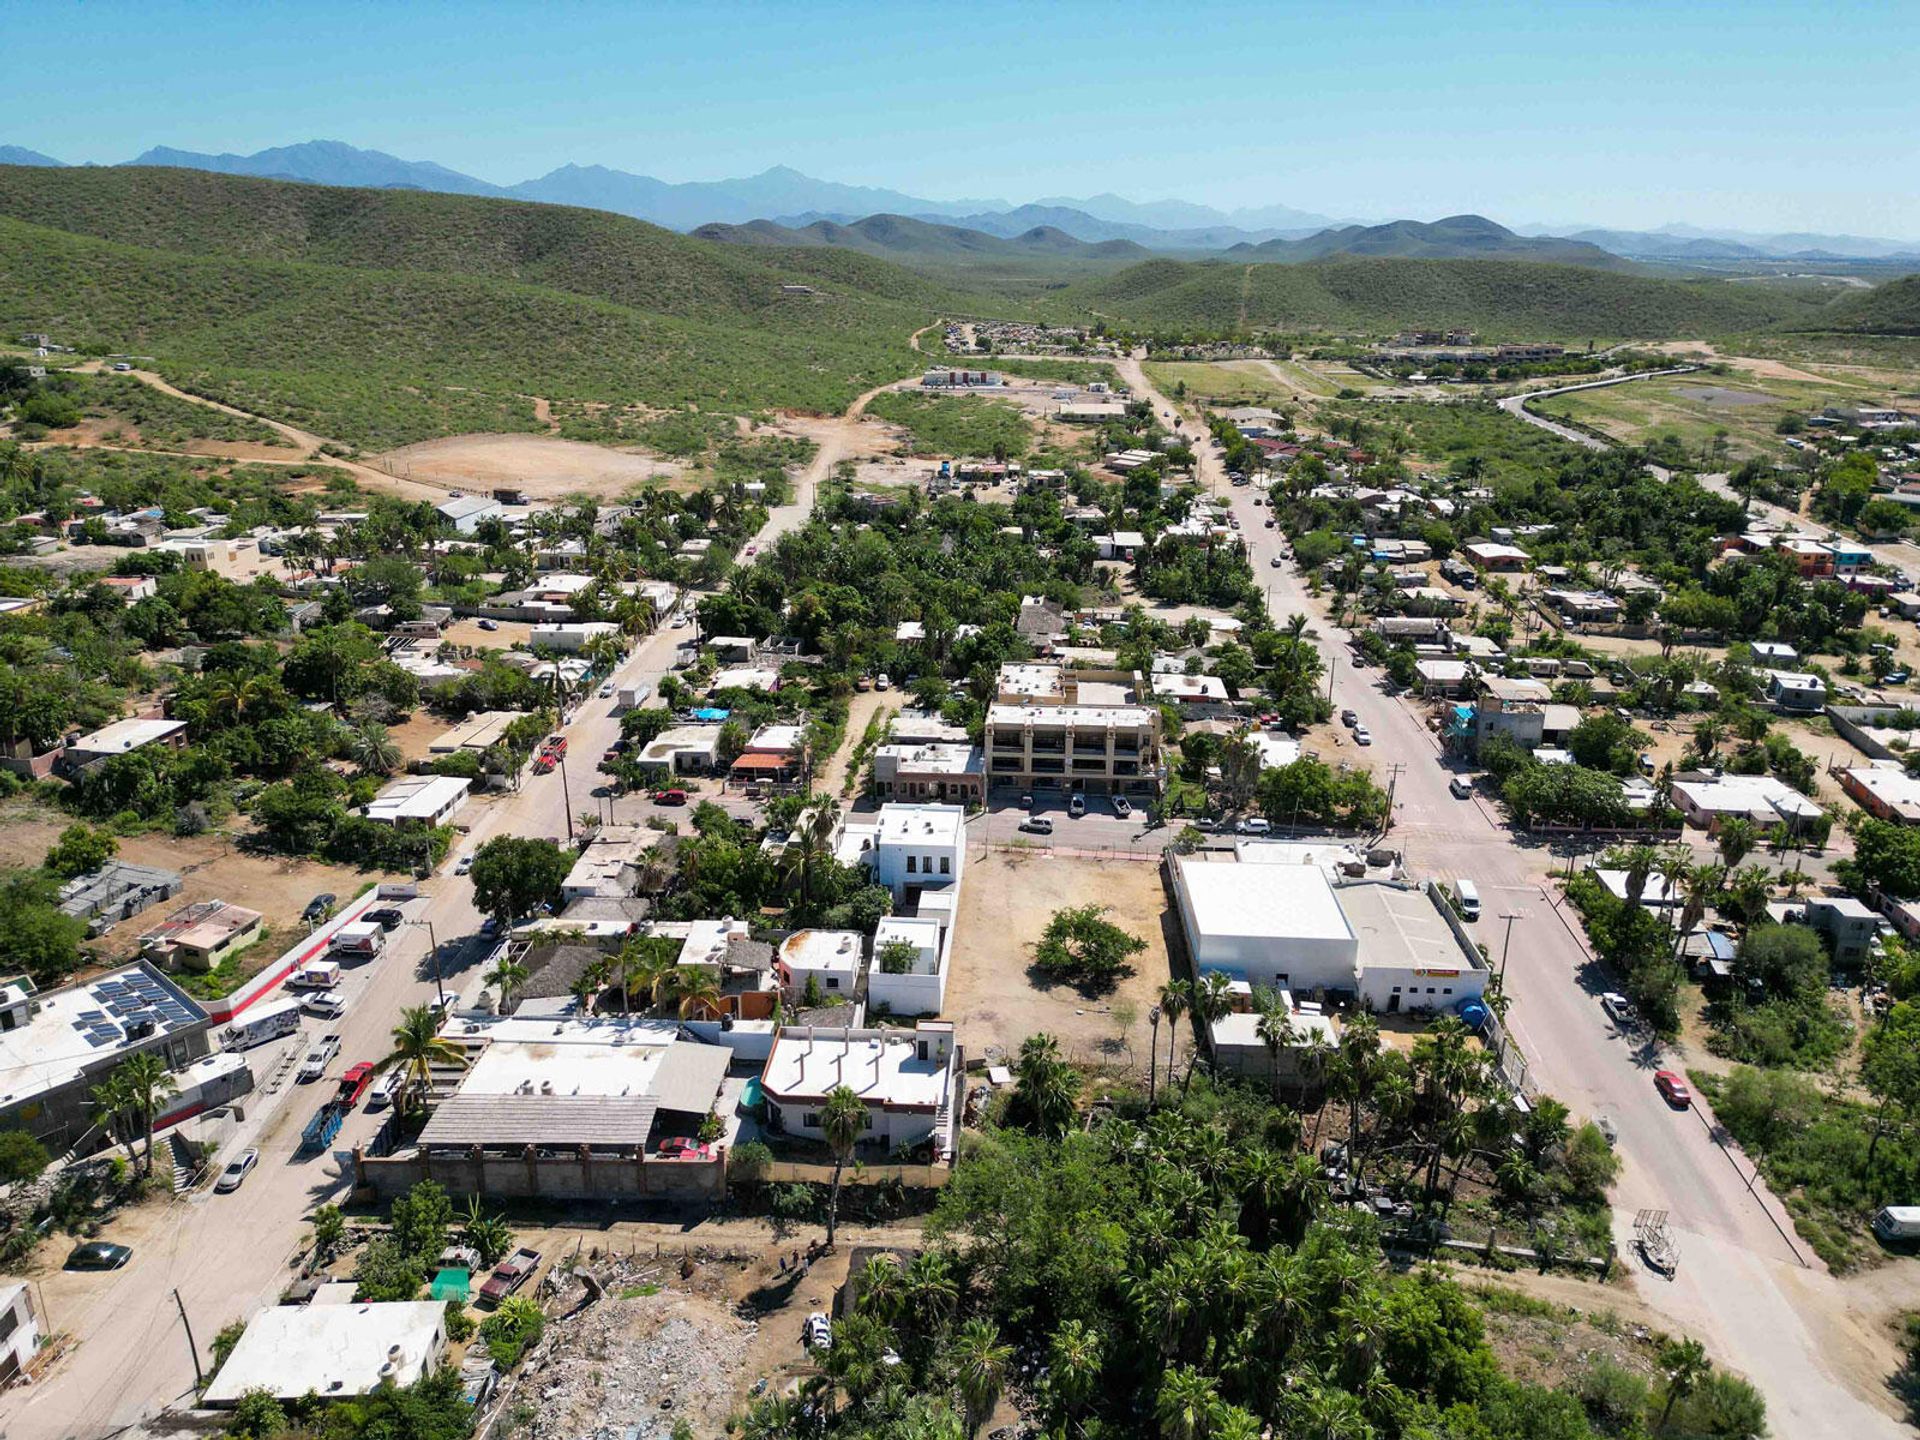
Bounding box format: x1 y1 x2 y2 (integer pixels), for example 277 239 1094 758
1654 1070 1692 1108
657 1137 713 1160
651 788 688 806
532 756 555 775
543 735 568 759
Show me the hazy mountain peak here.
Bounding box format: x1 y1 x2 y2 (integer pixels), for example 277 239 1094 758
0 144 67 167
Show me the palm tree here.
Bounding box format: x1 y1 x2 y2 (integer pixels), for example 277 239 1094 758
115 1052 178 1176
1013 1032 1081 1139
348 721 401 775
1254 995 1297 1103
1154 1364 1219 1440
781 801 840 909
487 956 530 1013
616 936 674 1013
899 1249 959 1341
1157 979 1191 1099
821 1084 867 1247
666 965 723 1020
1656 1337 1710 1431
951 1317 1012 1437
1047 1318 1101 1432
374 1004 469 1115
1716 816 1759 869
88 1071 140 1171
854 1254 903 1323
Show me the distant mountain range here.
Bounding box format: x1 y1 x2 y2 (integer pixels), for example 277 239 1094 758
7 137 1919 262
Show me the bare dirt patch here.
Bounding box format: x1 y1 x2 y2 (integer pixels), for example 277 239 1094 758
0 799 367 970
948 848 1175 1069
370 434 689 500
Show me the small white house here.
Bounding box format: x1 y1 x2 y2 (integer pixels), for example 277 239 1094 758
760 1020 958 1154
364 775 470 828
863 804 965 900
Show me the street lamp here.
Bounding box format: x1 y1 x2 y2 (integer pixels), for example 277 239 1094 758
557 750 575 843
1497 910 1525 989
406 918 447 1008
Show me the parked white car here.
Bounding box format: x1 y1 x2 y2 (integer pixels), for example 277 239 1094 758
302 988 348 1019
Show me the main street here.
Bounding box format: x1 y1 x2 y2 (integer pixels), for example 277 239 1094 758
1120 354 1916 1437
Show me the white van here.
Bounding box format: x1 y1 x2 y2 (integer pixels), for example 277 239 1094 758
1454 879 1481 922
1872 1206 1920 1242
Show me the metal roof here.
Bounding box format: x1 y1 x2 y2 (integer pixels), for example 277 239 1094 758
651 1043 730 1115
418 1093 659 1149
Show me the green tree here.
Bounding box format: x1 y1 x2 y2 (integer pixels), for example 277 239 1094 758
43 823 117 880
0 1129 50 1186
310 1204 346 1263
469 835 571 923
1010 1033 1082 1140
1032 904 1147 991
115 1051 179 1176
951 1316 1012 1437
1656 1337 1710 1431
348 721 402 775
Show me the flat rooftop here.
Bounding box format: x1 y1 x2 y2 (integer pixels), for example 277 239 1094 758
780 929 865 976
987 702 1156 729
762 1026 951 1107
1339 883 1484 972
876 742 981 776
429 710 526 753
997 663 1066 700
0 964 207 1110
203 1301 445 1405
365 774 469 823
875 803 966 847
68 717 185 755
1177 857 1352 942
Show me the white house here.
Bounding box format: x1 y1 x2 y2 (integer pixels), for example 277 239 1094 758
867 914 948 1016
760 1020 959 1154
861 803 966 900
778 929 865 999
202 1301 448 1406
364 775 470 828
530 621 621 654
436 495 503 535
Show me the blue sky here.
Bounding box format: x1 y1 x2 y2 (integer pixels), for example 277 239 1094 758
8 0 1919 236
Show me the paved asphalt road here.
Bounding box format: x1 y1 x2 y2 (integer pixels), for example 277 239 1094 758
1121 355 1916 1438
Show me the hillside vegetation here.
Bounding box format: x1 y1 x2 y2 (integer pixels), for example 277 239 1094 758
1803 274 1920 334
1047 255 1835 338
1234 213 1631 269
0 166 957 448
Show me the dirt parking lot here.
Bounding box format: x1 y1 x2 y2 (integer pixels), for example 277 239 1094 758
947 847 1178 1073
369 433 688 500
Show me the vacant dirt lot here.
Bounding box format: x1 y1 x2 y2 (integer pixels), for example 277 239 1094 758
948 847 1177 1073
0 799 367 970
369 433 688 500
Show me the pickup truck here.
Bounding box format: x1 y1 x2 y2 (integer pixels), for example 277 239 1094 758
478 1246 542 1307
298 1034 342 1082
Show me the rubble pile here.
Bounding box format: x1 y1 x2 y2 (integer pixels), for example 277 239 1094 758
520 1262 759 1439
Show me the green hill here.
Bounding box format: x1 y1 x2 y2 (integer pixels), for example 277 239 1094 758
0 165 957 448
1803 274 1920 333
1234 214 1631 269
695 212 1148 264
1045 255 1831 338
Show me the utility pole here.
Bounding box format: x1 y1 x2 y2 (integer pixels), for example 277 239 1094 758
1498 910 1526 988
557 750 575 843
407 919 446 1008
173 1288 204 1391
1326 653 1337 706
1382 762 1405 833
1147 1006 1161 1107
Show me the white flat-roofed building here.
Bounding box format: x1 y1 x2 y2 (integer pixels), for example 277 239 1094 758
1248 732 1302 770
60 717 187 770
760 1020 958 1153
868 914 948 1016
635 725 721 775
1208 1004 1339 1085
428 710 526 754
778 929 864 998
1170 858 1357 994
862 803 965 899
1669 772 1823 834
996 662 1068 703
530 621 621 653
871 742 984 804
1839 763 1920 824
364 774 470 827
203 1301 447 1406
1152 673 1230 706
436 495 503 534
985 701 1160 795
678 917 753 971
712 666 780 693
1168 854 1485 1010
562 825 663 902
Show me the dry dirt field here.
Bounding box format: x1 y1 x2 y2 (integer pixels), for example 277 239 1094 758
0 798 366 970
947 847 1178 1072
369 433 689 500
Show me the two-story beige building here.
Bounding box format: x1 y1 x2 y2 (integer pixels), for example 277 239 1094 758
984 661 1162 796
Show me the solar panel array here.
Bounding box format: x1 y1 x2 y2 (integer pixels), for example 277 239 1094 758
69 971 199 1048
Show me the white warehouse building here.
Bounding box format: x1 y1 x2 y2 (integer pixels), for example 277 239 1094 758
1168 853 1487 1014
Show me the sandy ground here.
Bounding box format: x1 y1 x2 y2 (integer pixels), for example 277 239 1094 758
0 798 367 972
947 847 1177 1071
368 433 688 500
821 692 896 799
1644 341 1842 388
12 415 303 465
